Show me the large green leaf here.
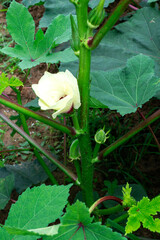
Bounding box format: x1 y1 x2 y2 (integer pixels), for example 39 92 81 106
0 174 14 210
96 7 160 74
62 7 160 83
39 0 75 27
4 184 72 239
44 200 126 240
91 54 159 116
1 1 76 70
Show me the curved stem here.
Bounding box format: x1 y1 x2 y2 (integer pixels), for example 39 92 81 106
99 109 160 159
89 196 123 214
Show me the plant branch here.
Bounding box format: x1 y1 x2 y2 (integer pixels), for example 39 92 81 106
34 148 58 185
88 0 132 49
0 96 76 136
99 109 160 159
137 108 160 151
89 196 122 214
0 112 79 184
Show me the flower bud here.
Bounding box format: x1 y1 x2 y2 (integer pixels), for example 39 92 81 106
87 0 105 29
70 15 80 56
95 129 110 144
69 139 80 161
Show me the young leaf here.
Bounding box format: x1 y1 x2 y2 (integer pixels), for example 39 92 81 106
4 184 72 238
0 174 14 210
1 1 76 70
45 200 127 240
125 196 160 234
91 54 159 116
0 73 23 95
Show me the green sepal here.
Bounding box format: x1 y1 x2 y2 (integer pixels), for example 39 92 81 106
69 139 81 161
87 0 105 29
94 128 110 144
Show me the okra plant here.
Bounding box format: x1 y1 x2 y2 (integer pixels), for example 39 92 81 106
0 0 160 239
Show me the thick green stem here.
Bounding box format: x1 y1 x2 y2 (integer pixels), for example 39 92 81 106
0 96 75 136
99 109 160 159
88 0 132 49
75 0 94 206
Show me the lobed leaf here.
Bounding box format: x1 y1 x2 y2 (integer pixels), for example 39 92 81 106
44 200 127 240
1 1 76 70
91 54 159 116
125 196 160 234
4 184 72 239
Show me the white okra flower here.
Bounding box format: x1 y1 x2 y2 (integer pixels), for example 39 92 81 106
32 70 81 119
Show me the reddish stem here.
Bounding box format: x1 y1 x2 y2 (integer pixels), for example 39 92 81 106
128 4 138 10
89 196 122 213
137 108 160 151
